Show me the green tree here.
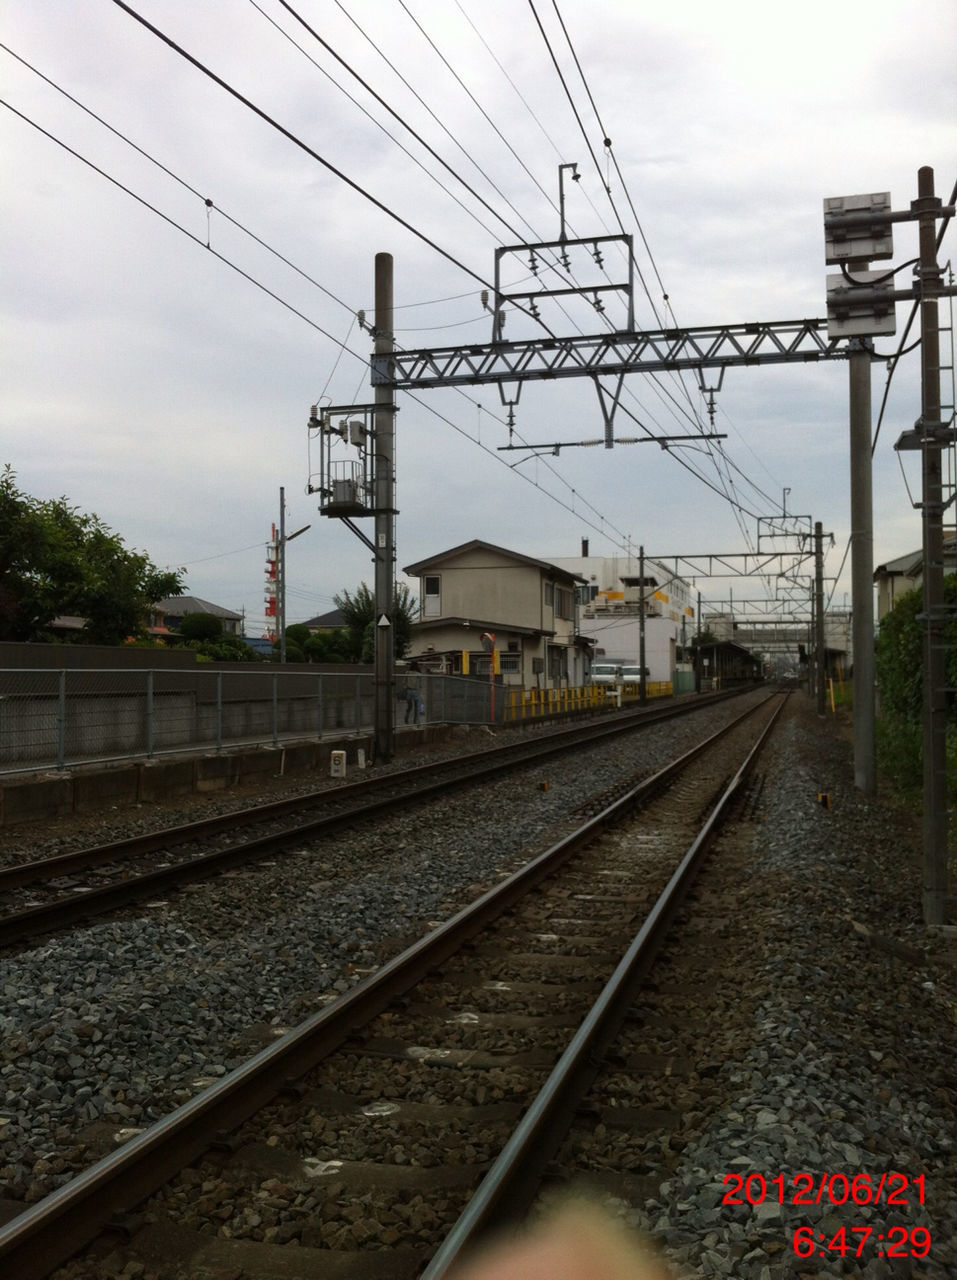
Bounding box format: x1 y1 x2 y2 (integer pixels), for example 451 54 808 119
271 622 310 663
334 581 416 662
687 627 720 651
875 574 957 722
303 628 352 663
0 466 184 644
179 613 224 644
874 575 957 796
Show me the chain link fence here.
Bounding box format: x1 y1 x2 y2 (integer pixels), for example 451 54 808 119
0 668 664 774
0 668 377 773
0 669 520 774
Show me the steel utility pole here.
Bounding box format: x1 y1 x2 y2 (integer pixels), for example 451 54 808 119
374 253 396 762
915 167 948 926
277 487 310 664
825 191 892 794
638 545 647 705
814 521 827 715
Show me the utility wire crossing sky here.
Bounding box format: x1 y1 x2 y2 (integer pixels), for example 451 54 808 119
2 0 955 634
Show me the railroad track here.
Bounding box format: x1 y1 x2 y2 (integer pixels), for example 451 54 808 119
1 690 787 1279
0 687 746 947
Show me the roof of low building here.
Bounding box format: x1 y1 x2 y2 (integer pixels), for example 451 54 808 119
303 608 348 628
874 537 957 580
403 538 586 583
154 595 243 621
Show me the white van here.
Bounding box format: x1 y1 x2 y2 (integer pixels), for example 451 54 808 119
590 663 621 686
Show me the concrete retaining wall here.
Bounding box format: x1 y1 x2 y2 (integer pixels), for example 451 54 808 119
0 724 452 828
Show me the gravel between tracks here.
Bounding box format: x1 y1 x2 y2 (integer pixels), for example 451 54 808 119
2 692 956 1279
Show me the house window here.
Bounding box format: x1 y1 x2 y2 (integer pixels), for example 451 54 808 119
547 646 568 679
544 581 554 607
500 651 520 674
423 575 440 618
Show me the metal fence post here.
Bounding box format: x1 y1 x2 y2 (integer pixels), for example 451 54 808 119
317 674 323 738
272 672 279 747
216 671 223 753
56 669 67 771
355 675 362 733
145 670 154 758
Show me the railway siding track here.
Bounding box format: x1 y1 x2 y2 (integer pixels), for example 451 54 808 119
0 689 746 947
1 692 785 1279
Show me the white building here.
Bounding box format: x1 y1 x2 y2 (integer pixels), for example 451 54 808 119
548 548 698 685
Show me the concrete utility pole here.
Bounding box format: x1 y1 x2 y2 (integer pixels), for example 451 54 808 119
848 339 876 790
915 166 948 926
638 545 647 705
814 521 826 715
373 253 396 763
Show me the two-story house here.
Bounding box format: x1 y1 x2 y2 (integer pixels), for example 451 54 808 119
403 540 589 687
150 595 244 638
874 538 957 622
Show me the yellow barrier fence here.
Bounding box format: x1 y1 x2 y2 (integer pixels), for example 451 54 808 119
504 682 673 724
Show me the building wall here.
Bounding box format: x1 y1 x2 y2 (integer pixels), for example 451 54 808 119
876 573 917 622
422 546 575 637
551 552 697 624
584 615 677 683
410 546 582 688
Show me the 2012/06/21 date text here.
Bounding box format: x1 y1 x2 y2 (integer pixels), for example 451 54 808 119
722 1171 926 1208
793 1225 932 1260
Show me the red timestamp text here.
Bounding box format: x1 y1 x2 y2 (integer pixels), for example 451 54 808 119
793 1225 932 1260
721 1170 926 1209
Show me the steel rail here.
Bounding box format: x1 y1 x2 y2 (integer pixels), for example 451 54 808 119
0 690 750 946
0 693 780 1279
0 690 743 895
421 692 788 1277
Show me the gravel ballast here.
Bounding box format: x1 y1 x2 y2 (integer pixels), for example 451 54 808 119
1 692 955 1278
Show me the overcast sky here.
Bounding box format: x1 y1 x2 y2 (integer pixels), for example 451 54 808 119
2 0 955 636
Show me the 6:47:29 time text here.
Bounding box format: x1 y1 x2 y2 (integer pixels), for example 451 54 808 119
793 1225 932 1259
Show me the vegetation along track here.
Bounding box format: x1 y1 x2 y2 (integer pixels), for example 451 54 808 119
0 691 787 1278
0 688 748 947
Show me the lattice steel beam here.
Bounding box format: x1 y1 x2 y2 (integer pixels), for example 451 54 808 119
647 551 815 579
374 317 846 390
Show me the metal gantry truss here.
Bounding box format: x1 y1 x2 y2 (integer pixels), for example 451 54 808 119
373 316 849 449
375 316 847 390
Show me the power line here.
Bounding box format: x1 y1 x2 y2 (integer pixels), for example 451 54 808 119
1 97 642 557
253 0 520 245
393 0 559 226
110 0 492 292
0 40 357 320
536 1 749 511
5 21 809 565
0 97 349 347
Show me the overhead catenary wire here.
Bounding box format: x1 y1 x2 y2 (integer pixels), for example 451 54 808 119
0 38 539 337
255 0 527 246
1 87 797 579
271 0 716 486
0 92 642 558
0 97 351 349
271 0 716 469
4 14 823 583
325 0 631 331
531 0 757 542
109 0 493 294
0 40 358 320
